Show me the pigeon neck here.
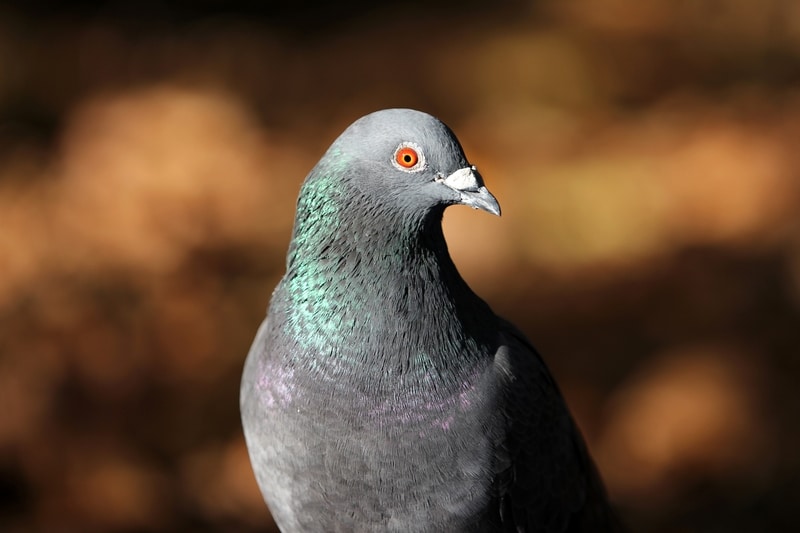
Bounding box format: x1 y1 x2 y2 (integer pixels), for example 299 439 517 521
279 174 495 380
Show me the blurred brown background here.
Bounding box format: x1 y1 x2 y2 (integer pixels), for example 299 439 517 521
1 0 799 531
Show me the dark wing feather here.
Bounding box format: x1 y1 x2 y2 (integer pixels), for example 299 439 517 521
493 320 621 533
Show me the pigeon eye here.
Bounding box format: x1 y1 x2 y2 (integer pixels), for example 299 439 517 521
396 147 418 168
392 143 425 172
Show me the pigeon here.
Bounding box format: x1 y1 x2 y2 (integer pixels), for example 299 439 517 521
240 108 619 532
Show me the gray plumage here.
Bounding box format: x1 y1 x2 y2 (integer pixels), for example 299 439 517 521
240 109 619 532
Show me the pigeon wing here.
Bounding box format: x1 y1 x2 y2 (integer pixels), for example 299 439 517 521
493 321 619 533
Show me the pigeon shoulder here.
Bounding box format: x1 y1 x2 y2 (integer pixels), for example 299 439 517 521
491 320 621 532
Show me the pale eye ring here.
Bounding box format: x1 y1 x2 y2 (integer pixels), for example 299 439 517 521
392 142 426 172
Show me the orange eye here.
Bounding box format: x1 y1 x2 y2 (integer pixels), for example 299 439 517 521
395 146 419 168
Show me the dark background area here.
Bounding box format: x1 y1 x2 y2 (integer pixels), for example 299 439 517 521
1 1 800 531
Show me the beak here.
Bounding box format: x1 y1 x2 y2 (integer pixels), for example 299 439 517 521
439 166 501 216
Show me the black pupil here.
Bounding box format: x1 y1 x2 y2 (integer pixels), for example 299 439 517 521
403 154 412 163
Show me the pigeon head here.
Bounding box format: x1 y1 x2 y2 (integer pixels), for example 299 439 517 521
318 108 500 221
